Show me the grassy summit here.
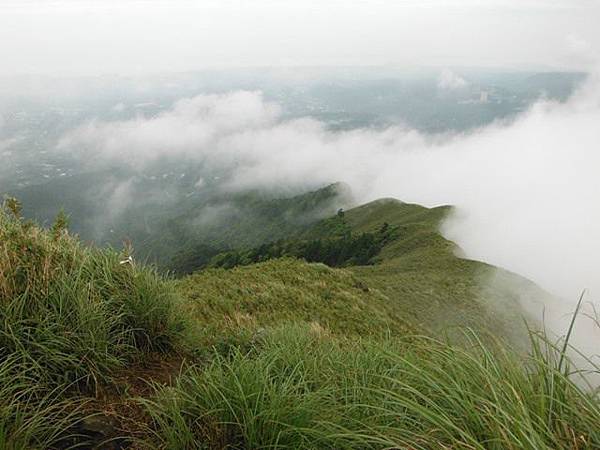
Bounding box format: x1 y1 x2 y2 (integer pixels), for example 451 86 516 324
177 258 414 352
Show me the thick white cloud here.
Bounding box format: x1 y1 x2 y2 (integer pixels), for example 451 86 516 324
58 91 281 165
58 73 600 308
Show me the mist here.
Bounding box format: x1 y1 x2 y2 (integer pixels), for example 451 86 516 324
55 71 599 308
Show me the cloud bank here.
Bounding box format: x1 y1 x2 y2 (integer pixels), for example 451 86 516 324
58 75 600 308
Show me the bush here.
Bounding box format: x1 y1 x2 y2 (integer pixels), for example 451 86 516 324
210 225 396 270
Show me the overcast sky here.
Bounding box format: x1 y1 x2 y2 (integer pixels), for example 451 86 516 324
1 0 599 76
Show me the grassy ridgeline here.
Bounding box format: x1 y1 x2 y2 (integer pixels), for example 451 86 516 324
1 198 599 449
176 258 415 353
0 199 185 448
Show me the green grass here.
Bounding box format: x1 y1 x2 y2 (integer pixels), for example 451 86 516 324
0 198 186 447
140 196 598 450
0 203 185 389
0 357 87 450
176 258 414 355
1 194 598 449
143 323 600 450
322 198 551 341
177 198 545 343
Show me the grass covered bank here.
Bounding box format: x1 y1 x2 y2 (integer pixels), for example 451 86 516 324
0 198 185 448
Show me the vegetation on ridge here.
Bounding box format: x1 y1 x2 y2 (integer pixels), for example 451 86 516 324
208 220 395 269
0 197 185 448
144 323 600 450
0 195 598 449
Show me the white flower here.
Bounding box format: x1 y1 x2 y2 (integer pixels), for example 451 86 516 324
119 255 134 265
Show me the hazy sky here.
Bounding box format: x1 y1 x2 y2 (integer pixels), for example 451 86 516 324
1 0 599 76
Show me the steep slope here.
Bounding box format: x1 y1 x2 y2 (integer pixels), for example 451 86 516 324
167 183 353 273
342 199 543 339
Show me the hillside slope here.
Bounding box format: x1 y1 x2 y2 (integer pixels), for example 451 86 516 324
346 199 552 339
1 196 597 450
7 177 353 272
180 196 550 341
167 183 353 273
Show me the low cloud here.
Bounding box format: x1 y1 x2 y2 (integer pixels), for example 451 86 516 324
0 136 21 153
112 102 126 113
58 74 600 310
437 68 468 90
57 91 281 168
190 203 238 229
